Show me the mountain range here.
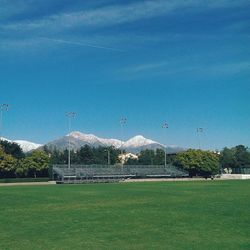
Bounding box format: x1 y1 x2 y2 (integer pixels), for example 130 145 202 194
0 137 42 153
1 131 184 154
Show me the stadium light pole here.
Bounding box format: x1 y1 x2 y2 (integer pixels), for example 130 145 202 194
162 122 168 167
0 104 10 139
66 112 76 169
120 117 127 146
120 117 127 165
104 148 111 165
196 127 203 150
107 149 110 165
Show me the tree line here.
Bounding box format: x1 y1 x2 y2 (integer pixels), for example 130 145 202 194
0 141 121 178
220 145 250 173
0 144 49 178
43 145 120 165
0 139 250 178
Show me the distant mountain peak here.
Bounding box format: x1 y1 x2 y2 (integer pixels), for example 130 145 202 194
2 131 184 154
53 131 168 152
68 131 96 138
0 137 42 153
14 140 42 153
123 135 159 148
67 131 83 137
65 131 122 148
0 137 11 142
67 131 99 142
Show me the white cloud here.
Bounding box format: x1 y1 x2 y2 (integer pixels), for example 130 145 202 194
2 0 249 32
1 0 249 53
40 37 125 52
1 1 174 31
121 60 250 77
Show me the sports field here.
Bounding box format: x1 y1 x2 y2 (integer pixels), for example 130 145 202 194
0 180 249 250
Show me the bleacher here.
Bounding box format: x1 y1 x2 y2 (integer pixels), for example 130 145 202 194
53 164 189 184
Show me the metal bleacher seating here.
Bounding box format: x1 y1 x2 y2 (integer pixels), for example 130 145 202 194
52 164 188 184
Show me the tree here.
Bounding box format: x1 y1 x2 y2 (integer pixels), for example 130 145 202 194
77 145 94 164
220 145 250 173
0 146 18 178
138 149 154 165
234 145 250 168
0 140 24 159
220 147 235 168
108 147 120 165
154 149 165 165
124 148 177 166
20 150 49 178
175 149 220 177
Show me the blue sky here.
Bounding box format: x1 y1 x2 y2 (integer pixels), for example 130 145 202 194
0 0 249 150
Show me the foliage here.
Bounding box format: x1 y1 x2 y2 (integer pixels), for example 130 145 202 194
0 140 24 159
137 149 154 165
20 150 50 178
0 146 18 178
174 149 220 177
220 147 235 169
124 148 176 165
46 145 120 165
0 147 49 178
1 143 250 179
220 145 250 172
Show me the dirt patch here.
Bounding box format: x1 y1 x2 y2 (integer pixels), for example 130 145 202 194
0 181 56 187
123 178 211 182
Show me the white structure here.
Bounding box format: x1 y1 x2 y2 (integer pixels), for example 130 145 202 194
221 174 250 180
119 153 138 164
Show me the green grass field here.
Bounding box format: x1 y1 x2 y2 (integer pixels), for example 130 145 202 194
0 180 249 250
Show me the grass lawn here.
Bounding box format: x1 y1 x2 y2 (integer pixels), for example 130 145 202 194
0 180 249 250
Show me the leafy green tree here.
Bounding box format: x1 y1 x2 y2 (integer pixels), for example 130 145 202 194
108 147 120 165
220 147 236 171
124 148 177 166
175 149 220 177
138 149 154 165
154 149 165 165
0 146 18 178
220 145 250 173
77 145 94 164
20 150 49 178
93 147 107 164
234 145 250 168
0 140 24 159
49 148 63 164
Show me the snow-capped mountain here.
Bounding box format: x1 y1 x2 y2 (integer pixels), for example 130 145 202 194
44 131 184 154
121 135 165 153
45 131 123 151
68 131 122 148
14 140 42 153
1 131 184 154
0 137 42 153
122 135 163 148
0 137 10 142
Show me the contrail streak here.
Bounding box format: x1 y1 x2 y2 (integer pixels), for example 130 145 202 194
40 37 124 52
